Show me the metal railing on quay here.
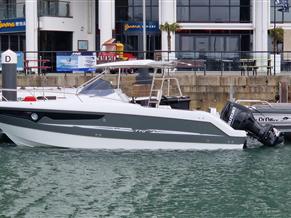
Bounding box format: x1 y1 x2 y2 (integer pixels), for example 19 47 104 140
3 50 291 76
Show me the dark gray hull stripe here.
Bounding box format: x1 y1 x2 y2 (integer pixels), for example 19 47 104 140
0 109 245 145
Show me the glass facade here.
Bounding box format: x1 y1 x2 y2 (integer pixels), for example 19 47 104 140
0 0 25 20
176 30 252 57
0 34 25 51
271 0 291 23
0 0 25 52
38 0 71 17
115 0 160 58
177 0 251 23
176 30 252 71
116 0 158 22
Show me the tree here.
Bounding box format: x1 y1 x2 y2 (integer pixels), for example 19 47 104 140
160 22 181 58
270 27 284 53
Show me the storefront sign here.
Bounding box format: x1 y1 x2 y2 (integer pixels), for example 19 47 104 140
56 52 96 72
124 21 159 33
0 52 24 71
0 18 26 33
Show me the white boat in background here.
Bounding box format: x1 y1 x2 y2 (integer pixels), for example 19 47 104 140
0 60 251 150
233 99 291 141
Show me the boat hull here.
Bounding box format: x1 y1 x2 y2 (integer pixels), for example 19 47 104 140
0 106 246 150
1 123 244 150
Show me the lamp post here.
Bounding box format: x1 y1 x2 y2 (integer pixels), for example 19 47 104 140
143 0 146 59
274 0 277 75
273 0 289 75
136 0 151 84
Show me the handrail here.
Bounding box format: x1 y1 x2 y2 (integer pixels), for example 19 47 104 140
0 88 78 102
0 86 127 104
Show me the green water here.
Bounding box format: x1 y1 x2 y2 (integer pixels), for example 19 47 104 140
1 145 291 217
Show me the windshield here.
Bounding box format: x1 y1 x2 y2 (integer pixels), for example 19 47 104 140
79 79 115 96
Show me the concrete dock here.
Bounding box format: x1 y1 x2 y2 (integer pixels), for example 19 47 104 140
7 72 291 111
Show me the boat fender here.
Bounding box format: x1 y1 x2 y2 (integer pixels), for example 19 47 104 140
23 96 37 102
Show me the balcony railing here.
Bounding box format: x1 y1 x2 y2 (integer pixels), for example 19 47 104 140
39 0 71 17
0 3 25 20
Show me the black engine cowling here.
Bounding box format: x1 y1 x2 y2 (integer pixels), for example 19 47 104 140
220 101 283 147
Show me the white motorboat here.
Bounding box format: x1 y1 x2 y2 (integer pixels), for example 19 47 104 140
0 60 252 150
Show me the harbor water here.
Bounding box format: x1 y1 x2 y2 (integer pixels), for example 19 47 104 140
1 144 291 217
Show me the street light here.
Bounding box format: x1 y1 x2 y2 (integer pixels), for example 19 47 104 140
274 0 277 75
136 0 151 84
273 0 289 75
143 0 146 59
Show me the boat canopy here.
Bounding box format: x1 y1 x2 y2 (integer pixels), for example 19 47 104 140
95 60 176 69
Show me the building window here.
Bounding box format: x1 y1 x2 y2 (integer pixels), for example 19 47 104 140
177 0 251 23
10 35 18 51
116 0 158 22
271 0 291 23
176 30 252 70
39 0 71 17
115 0 160 58
0 34 25 51
0 35 9 51
0 0 25 20
210 36 224 51
176 30 252 57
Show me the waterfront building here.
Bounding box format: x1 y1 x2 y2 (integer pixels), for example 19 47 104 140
0 0 290 59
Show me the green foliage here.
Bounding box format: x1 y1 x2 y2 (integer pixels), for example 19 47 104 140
270 27 284 53
270 27 284 43
159 22 181 53
160 22 181 33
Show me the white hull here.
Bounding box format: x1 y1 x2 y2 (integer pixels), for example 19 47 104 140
1 123 244 150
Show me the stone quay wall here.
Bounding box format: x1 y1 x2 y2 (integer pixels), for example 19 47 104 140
7 73 291 112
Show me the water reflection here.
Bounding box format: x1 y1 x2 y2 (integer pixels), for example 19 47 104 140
0 146 291 217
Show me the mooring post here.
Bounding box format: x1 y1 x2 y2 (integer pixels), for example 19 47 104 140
1 49 17 101
279 80 289 103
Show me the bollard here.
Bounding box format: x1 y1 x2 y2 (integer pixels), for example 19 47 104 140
279 80 289 103
1 49 17 101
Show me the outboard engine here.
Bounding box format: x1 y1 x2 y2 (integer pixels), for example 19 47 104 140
220 101 283 147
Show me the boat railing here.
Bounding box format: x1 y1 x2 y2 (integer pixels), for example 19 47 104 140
150 77 183 96
93 61 184 108
0 85 128 103
0 87 81 102
147 68 184 107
